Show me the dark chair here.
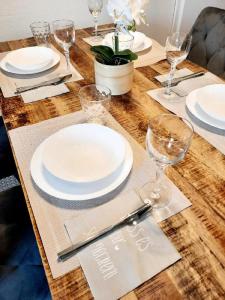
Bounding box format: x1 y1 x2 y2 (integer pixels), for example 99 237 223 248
0 117 51 300
187 6 225 79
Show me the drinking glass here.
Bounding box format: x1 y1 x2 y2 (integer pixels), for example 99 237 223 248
139 114 193 209
30 21 50 47
52 20 75 72
78 84 111 125
88 0 103 40
112 33 134 52
165 32 192 97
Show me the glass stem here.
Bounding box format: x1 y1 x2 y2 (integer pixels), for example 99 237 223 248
94 18 98 37
151 163 166 200
165 63 176 95
64 49 70 73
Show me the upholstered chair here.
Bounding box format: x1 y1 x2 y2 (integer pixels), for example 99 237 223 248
187 6 225 79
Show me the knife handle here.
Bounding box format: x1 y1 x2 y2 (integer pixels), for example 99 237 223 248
161 71 205 87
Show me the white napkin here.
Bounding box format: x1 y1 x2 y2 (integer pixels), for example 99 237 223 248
155 68 193 82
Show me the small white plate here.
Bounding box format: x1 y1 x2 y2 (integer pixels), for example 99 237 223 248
186 86 225 130
5 46 53 71
196 84 225 122
42 124 126 183
0 48 60 75
102 32 152 53
30 135 133 201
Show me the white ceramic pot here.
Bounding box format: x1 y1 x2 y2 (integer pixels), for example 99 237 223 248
94 60 134 96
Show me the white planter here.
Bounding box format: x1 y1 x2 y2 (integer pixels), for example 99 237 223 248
94 60 134 96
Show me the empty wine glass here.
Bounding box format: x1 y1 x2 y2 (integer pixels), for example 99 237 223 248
165 32 192 97
52 19 75 72
88 0 103 40
139 114 193 209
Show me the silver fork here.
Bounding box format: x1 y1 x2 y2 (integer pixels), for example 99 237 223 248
15 74 72 94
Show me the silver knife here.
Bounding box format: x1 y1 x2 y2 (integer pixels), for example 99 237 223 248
160 71 205 87
15 74 72 94
57 202 152 262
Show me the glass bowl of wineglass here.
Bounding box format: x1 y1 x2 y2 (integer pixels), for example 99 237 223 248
52 19 75 73
139 114 193 209
88 0 103 41
163 32 192 100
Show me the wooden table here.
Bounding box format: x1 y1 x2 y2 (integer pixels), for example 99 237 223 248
1 26 225 300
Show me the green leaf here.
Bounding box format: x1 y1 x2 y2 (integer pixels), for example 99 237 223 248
91 46 114 59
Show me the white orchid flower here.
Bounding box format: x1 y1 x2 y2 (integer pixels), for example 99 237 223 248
107 0 149 25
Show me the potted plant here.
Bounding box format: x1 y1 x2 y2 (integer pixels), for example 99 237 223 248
91 0 149 96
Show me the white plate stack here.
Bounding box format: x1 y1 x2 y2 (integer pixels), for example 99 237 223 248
186 84 225 130
30 124 133 201
0 46 60 74
102 31 152 53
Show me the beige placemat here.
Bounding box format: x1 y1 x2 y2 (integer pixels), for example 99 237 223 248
148 72 225 155
0 46 83 103
83 36 166 68
9 111 191 278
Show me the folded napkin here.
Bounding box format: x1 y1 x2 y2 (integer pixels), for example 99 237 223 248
65 190 181 300
0 46 83 103
155 68 193 82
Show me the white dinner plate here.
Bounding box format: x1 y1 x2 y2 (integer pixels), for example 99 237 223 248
5 46 53 71
42 124 126 183
196 84 225 122
0 47 60 75
102 32 152 53
186 86 225 130
30 135 133 201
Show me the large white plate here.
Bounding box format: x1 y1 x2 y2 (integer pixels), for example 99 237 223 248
42 124 126 183
186 86 225 130
30 135 133 201
196 84 225 122
102 32 152 53
5 46 53 71
0 47 60 75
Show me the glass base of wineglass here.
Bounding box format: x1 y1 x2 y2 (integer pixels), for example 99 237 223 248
138 180 171 209
156 88 184 103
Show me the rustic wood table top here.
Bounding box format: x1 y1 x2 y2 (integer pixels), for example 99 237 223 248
0 26 225 300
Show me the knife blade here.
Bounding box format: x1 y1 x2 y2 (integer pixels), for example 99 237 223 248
57 202 152 262
160 71 205 87
15 74 72 94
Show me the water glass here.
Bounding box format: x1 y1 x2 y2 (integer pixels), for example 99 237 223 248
88 0 103 40
165 32 192 97
30 21 51 47
112 33 134 52
139 114 193 209
52 19 75 72
78 84 111 125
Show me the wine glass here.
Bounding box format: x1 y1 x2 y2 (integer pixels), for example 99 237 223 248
139 114 193 209
52 20 75 72
88 0 103 40
164 32 192 98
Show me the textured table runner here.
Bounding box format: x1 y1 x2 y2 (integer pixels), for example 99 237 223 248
9 111 191 279
83 36 166 68
0 46 83 103
148 71 225 155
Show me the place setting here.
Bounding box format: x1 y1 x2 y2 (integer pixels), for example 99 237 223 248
83 0 166 68
0 19 83 103
147 31 225 155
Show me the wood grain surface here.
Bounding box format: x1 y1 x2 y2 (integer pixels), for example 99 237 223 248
0 26 225 300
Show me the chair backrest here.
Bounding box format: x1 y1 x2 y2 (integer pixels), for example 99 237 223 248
187 6 225 79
